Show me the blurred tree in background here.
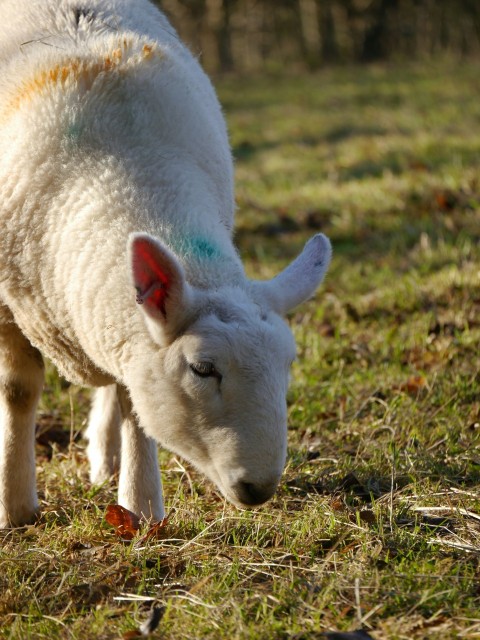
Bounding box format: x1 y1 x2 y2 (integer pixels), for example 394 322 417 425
155 0 480 72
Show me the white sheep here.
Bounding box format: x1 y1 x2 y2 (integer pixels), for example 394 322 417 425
0 0 331 528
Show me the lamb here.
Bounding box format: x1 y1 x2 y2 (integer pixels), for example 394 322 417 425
0 0 331 529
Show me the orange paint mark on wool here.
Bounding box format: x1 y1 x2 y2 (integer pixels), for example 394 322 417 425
5 40 160 116
142 44 154 59
8 55 119 112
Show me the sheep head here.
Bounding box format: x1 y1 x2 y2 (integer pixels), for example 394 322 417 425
126 232 331 508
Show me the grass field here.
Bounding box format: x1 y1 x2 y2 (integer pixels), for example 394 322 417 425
1 62 480 639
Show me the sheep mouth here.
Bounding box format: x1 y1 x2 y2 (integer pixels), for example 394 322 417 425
231 480 277 507
212 468 279 509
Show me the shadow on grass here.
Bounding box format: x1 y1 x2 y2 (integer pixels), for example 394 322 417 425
286 463 480 505
232 124 394 162
235 181 478 267
235 216 438 264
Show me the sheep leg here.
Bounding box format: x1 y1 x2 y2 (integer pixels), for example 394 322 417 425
85 385 121 483
117 385 164 521
0 307 44 527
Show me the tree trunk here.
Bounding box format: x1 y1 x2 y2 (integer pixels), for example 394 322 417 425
360 0 398 62
298 0 321 68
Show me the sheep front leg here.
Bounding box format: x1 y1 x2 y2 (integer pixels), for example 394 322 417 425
117 386 164 522
0 309 44 528
85 385 121 484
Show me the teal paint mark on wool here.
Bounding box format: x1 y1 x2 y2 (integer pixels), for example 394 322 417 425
66 121 85 145
190 237 222 259
179 236 223 261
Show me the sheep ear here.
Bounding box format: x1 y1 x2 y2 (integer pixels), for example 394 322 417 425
129 233 194 344
254 234 332 315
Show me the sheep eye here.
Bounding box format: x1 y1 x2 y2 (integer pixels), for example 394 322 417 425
190 361 221 380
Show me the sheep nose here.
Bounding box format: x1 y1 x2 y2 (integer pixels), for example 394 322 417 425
234 480 277 506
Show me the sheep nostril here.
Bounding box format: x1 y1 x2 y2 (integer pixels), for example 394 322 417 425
234 480 275 506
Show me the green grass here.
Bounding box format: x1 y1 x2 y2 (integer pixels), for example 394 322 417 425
2 62 480 639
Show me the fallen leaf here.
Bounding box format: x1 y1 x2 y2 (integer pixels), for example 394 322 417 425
435 190 457 211
136 517 169 545
399 375 427 394
330 498 345 512
105 504 140 540
318 321 336 337
409 160 430 172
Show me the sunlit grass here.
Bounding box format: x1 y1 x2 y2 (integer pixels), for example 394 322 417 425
1 62 480 639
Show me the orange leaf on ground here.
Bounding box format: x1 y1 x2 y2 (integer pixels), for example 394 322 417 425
105 504 141 540
122 631 142 639
143 517 169 541
400 375 427 394
136 517 169 545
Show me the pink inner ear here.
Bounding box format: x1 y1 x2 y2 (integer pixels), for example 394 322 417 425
133 239 171 316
